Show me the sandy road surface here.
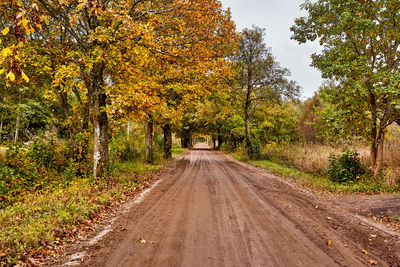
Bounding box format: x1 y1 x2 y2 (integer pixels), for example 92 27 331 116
73 144 399 267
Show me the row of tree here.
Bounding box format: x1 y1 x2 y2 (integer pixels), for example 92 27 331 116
1 0 238 177
2 0 400 178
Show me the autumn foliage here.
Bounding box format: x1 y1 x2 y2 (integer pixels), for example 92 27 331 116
0 0 238 177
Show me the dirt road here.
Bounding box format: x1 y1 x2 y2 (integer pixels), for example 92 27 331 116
72 144 400 266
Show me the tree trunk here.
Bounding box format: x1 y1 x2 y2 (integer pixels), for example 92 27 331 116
77 103 90 175
217 128 223 150
181 137 185 148
181 128 191 148
231 134 237 150
59 89 81 162
92 62 109 178
163 123 172 159
14 115 20 144
245 68 253 158
127 121 131 140
244 102 251 158
212 136 216 149
0 117 3 141
145 118 154 163
373 131 385 177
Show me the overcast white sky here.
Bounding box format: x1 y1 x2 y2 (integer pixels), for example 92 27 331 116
220 0 322 99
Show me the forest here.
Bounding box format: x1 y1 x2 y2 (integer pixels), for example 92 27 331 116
1 0 400 265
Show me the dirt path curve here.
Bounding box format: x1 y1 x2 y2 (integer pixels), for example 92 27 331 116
74 144 400 267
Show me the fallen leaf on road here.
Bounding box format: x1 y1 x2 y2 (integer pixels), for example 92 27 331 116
326 240 332 246
370 234 377 238
327 217 332 220
362 250 368 254
138 238 146 244
368 259 378 265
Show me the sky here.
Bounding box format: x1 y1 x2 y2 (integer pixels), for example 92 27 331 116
220 0 323 99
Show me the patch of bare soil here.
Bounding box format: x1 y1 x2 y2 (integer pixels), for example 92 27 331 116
53 144 400 266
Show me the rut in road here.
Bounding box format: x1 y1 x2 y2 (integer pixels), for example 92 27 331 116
79 144 400 267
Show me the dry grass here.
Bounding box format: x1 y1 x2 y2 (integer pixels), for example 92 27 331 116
263 143 341 175
263 138 400 188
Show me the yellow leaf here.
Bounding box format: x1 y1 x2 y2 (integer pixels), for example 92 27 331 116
6 71 15 82
21 18 28 28
21 71 29 82
362 249 368 254
326 240 332 246
0 69 5 75
1 27 9 36
2 47 11 57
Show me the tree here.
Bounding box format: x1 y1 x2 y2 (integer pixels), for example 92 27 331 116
253 101 300 146
291 0 400 176
235 26 300 158
299 92 323 145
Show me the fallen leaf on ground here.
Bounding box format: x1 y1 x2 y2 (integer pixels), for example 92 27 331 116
368 259 378 265
138 238 146 244
370 234 377 238
326 240 332 246
362 250 368 254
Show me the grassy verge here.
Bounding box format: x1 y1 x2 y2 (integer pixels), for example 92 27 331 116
0 149 187 265
230 153 396 194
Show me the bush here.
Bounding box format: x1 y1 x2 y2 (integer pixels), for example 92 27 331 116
0 137 71 207
109 135 141 162
249 138 262 160
328 150 365 183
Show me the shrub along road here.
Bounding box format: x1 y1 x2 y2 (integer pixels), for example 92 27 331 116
57 144 400 266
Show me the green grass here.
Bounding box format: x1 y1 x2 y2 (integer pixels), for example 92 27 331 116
0 145 189 265
0 178 112 265
0 151 186 265
231 152 249 162
228 150 395 194
391 215 400 222
250 159 394 193
251 160 332 191
172 147 187 157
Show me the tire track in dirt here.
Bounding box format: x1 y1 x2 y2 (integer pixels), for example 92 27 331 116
70 145 399 267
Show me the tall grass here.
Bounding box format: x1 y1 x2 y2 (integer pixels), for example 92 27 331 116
261 141 399 190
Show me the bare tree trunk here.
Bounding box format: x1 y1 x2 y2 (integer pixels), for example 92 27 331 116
163 123 172 159
145 118 154 163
